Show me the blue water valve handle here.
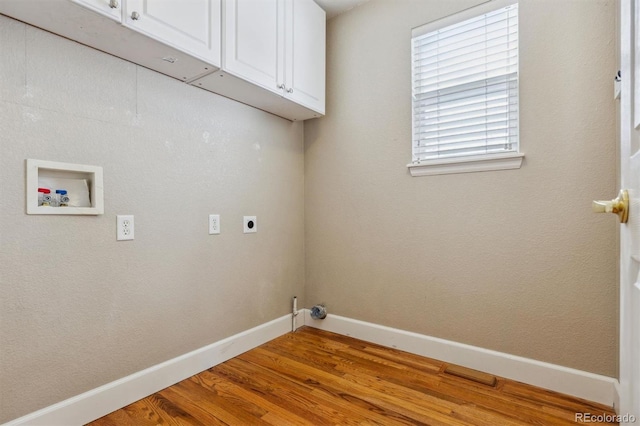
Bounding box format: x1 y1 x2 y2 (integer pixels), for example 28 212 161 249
56 189 70 206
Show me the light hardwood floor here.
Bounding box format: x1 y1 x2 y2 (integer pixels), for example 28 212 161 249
88 327 617 425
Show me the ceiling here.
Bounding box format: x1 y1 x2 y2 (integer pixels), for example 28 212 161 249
313 0 370 19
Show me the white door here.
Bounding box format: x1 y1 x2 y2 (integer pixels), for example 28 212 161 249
284 0 325 114
223 0 284 94
71 0 121 21
618 0 640 422
123 0 221 67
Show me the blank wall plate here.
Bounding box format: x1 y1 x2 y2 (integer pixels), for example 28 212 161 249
243 216 257 233
117 215 134 241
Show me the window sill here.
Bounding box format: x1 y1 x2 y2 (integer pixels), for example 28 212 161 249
407 152 525 177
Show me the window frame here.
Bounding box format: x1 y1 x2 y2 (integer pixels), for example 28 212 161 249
408 0 524 177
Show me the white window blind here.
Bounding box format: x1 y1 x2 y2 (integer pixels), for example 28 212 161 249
411 3 519 163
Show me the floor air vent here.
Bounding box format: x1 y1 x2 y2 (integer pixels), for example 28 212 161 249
443 364 498 387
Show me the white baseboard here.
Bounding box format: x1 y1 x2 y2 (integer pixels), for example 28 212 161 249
5 310 618 425
613 381 621 414
4 314 293 426
303 310 618 407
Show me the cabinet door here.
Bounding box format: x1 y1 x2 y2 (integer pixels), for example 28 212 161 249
72 0 121 21
223 0 284 93
123 0 221 68
284 0 325 114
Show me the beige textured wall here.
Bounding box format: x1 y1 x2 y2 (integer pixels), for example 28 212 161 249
0 16 304 423
305 0 618 376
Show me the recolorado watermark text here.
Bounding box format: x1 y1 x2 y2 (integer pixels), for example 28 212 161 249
575 412 636 423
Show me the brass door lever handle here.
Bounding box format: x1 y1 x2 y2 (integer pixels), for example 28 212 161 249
592 189 629 223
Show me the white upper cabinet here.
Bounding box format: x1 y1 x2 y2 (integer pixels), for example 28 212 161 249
0 0 219 81
223 0 284 92
71 0 121 21
0 0 324 120
222 0 325 115
285 0 325 114
123 0 221 68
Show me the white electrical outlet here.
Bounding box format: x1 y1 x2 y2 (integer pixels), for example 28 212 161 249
116 215 135 241
209 214 220 234
243 216 257 233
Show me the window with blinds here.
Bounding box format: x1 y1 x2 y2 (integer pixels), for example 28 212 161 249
411 3 519 165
